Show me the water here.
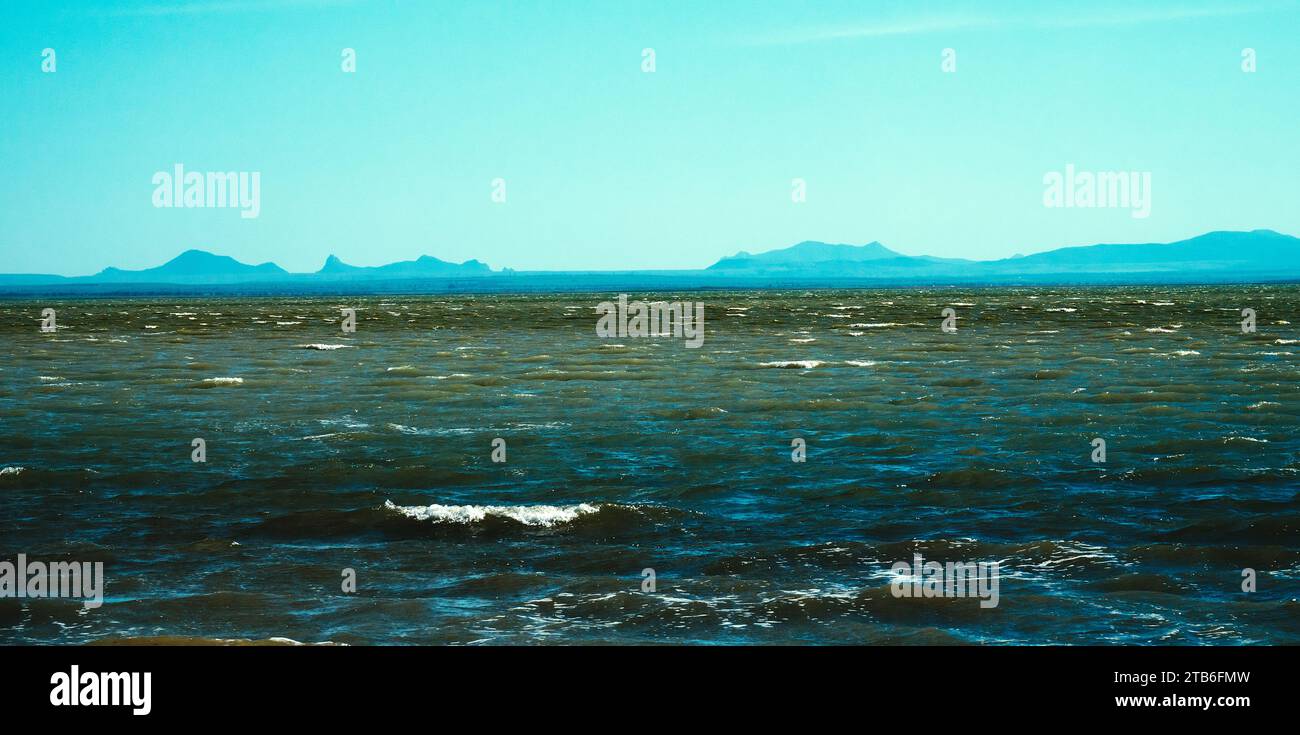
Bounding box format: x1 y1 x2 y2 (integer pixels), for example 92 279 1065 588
1 286 1297 644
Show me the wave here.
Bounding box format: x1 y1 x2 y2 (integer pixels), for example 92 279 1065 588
90 636 342 646
918 466 1036 490
1157 513 1300 544
247 500 688 540
195 376 244 387
383 499 599 527
757 360 824 369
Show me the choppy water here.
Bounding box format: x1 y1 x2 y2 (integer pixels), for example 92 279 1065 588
1 286 1298 645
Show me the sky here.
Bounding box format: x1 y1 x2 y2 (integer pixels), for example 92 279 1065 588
2 0 1298 275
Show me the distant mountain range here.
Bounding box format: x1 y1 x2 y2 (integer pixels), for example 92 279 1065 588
317 253 493 280
4 249 495 286
706 230 1300 279
2 229 1297 292
93 250 291 284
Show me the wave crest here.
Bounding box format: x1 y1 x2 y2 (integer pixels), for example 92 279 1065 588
382 499 600 527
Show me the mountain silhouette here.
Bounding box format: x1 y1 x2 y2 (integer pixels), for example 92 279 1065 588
978 230 1298 274
316 254 491 279
2 230 1298 290
703 229 1300 279
91 249 288 284
709 241 906 270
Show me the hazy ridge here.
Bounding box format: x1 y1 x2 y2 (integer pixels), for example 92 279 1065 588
3 229 1297 292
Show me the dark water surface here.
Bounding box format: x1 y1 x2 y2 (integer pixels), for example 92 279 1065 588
1 286 1297 644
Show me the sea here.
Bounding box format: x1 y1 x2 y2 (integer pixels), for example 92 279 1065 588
1 286 1297 644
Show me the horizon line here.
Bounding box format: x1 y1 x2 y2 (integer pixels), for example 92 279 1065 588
6 227 1294 279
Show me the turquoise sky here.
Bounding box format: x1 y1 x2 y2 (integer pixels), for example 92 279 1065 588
2 0 1298 275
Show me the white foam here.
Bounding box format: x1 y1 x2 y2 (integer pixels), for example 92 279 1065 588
758 360 823 369
383 499 600 527
298 343 349 350
201 377 244 385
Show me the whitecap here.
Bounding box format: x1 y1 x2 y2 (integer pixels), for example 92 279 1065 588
200 377 244 385
383 499 600 527
299 433 344 441
758 360 823 369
